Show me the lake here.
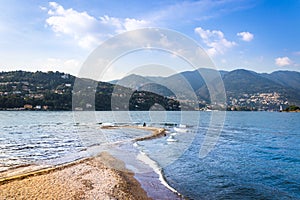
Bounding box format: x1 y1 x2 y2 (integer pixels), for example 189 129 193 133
0 111 299 199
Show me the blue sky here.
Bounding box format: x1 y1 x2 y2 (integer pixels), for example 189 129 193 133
0 0 299 79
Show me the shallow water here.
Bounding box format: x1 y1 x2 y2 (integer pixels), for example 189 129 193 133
0 111 299 199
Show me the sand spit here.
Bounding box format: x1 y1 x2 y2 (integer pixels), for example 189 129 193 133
101 125 166 141
0 152 151 200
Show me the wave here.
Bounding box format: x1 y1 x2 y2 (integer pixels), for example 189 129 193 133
134 142 183 198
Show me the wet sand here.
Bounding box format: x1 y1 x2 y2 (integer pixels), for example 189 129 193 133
0 125 183 200
0 152 151 200
101 125 167 141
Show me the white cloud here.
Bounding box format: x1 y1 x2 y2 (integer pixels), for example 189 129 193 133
275 57 292 67
44 2 150 49
194 27 236 57
123 18 148 32
0 57 82 76
39 6 47 11
237 31 254 42
41 58 81 75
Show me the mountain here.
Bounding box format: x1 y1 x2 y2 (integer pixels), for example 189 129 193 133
147 68 221 92
263 70 300 91
115 74 175 97
114 74 151 89
0 71 180 111
196 69 299 104
1 69 299 111
200 69 300 108
147 68 222 101
117 69 300 109
115 68 226 101
222 69 285 94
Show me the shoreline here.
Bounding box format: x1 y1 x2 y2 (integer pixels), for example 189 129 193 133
101 125 184 199
0 125 184 199
0 152 151 199
135 150 184 199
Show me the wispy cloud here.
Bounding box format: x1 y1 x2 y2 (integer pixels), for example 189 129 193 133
195 27 236 57
34 57 81 75
294 51 300 56
148 0 256 24
237 31 254 42
275 56 292 67
44 2 150 49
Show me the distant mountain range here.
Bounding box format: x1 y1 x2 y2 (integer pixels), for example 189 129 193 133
113 69 300 110
0 69 299 111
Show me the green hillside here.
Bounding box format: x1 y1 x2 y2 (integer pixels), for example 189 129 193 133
0 71 180 111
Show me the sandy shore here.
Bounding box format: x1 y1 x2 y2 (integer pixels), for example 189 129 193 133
101 125 167 141
0 152 151 200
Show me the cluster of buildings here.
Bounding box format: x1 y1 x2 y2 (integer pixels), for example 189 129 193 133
0 75 72 110
0 71 293 112
227 92 288 111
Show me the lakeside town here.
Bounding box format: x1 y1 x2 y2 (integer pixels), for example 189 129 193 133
225 92 289 111
0 71 298 112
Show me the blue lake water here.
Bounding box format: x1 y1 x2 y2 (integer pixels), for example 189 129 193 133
162 112 300 200
0 111 299 199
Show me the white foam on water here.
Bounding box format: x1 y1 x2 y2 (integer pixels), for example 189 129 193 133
136 149 182 197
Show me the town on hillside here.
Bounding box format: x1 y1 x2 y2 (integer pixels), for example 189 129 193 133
0 71 299 112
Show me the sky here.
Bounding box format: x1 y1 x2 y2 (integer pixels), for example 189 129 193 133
0 0 299 80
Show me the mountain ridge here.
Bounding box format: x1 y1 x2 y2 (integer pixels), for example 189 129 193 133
115 68 300 109
0 69 299 111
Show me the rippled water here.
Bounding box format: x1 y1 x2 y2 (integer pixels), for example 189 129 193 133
0 111 153 171
160 112 300 200
129 112 300 199
0 111 299 199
